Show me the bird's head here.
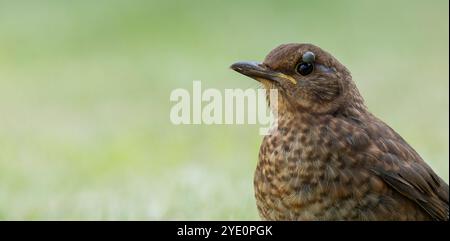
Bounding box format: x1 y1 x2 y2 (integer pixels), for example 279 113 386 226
231 43 365 115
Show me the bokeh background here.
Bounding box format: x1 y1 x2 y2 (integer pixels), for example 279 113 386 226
0 0 448 220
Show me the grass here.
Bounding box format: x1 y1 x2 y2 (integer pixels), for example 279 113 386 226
0 0 448 220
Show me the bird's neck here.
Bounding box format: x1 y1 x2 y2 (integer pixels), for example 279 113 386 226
273 100 370 130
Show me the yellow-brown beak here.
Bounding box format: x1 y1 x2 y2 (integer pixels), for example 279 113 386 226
230 61 297 85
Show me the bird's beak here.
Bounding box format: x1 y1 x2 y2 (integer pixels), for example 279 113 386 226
230 61 297 85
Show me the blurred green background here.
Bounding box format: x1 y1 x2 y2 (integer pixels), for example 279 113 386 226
0 0 448 220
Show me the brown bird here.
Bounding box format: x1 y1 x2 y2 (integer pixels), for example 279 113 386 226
230 43 449 221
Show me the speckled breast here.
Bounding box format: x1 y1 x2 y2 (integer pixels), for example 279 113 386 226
253 115 431 221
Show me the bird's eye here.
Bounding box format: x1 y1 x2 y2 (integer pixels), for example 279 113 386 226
296 62 314 76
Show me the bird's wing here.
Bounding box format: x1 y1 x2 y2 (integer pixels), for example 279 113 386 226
367 121 449 221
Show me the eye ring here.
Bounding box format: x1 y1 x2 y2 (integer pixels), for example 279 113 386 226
296 62 314 76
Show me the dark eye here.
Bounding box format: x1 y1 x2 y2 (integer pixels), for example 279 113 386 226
296 62 314 76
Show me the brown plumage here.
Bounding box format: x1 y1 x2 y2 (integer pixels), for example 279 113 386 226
231 43 449 221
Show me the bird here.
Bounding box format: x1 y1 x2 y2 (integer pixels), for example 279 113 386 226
230 43 449 221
